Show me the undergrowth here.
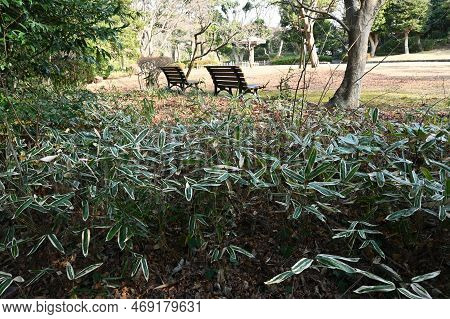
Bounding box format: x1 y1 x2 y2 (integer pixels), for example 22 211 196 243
0 90 448 298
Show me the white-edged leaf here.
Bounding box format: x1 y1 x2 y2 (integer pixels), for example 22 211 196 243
308 183 345 198
317 254 360 263
264 271 294 285
40 155 58 163
411 270 441 283
66 263 75 281
356 270 394 285
141 257 150 281
316 255 358 274
410 283 432 299
354 284 395 294
0 277 13 297
13 197 34 219
185 182 193 201
27 235 47 256
291 258 313 275
118 226 128 251
10 238 19 259
226 247 237 262
229 245 255 258
74 263 103 280
158 129 166 148
380 264 403 282
386 208 419 221
82 229 90 258
398 288 422 299
25 269 49 287
106 223 121 241
131 259 141 277
82 200 89 222
135 128 149 145
292 206 302 219
438 206 446 221
47 234 65 254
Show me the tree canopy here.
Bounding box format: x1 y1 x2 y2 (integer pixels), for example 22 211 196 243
0 0 131 88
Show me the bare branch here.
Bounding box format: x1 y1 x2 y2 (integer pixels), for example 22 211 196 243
276 0 350 32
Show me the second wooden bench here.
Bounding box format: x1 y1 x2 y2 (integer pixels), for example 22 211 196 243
206 66 263 96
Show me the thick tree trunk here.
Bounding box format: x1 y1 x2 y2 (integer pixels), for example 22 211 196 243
404 31 410 54
368 33 379 57
328 2 379 108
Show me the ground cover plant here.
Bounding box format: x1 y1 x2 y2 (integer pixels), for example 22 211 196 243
0 89 448 298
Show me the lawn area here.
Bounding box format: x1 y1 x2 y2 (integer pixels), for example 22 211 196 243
89 57 450 111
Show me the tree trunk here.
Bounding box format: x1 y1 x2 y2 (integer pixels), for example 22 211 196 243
277 40 284 57
171 45 177 61
305 30 319 68
417 35 423 52
232 47 240 64
249 44 255 67
404 31 410 54
368 33 379 57
328 2 380 108
300 13 319 68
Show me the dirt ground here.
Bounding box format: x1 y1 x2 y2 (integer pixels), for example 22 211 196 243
88 61 450 102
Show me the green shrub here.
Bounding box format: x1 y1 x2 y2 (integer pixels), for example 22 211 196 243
0 94 448 298
270 55 332 65
137 56 173 87
271 55 301 65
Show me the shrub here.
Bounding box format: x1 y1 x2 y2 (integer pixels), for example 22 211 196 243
270 55 301 65
0 95 448 298
270 55 332 65
137 56 174 87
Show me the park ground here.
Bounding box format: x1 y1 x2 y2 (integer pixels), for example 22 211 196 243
88 49 450 111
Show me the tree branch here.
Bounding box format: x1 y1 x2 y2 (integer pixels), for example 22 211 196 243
277 0 350 32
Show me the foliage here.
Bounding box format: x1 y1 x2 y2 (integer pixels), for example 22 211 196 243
0 0 131 89
271 55 332 65
426 0 450 37
0 90 448 297
384 0 431 35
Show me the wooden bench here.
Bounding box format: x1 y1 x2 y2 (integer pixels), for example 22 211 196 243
160 66 200 91
206 66 263 96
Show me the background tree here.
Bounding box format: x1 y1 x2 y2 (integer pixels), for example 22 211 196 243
291 0 386 108
133 0 188 57
384 0 430 54
278 0 338 68
0 0 131 89
426 0 449 37
329 0 387 108
220 1 272 64
369 3 387 57
184 0 238 78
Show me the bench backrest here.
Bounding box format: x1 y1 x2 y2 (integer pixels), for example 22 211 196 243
161 66 188 84
205 66 249 89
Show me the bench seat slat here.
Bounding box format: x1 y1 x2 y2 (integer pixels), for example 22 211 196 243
160 66 199 92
